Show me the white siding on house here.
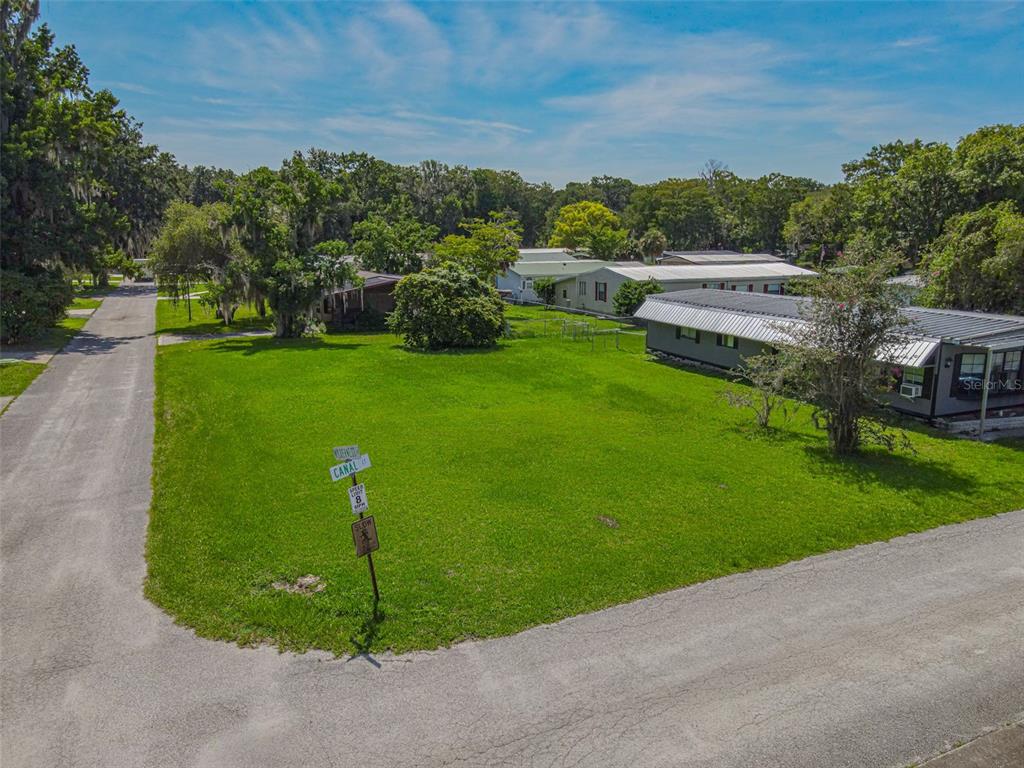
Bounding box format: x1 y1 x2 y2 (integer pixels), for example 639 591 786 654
497 260 605 303
552 263 818 313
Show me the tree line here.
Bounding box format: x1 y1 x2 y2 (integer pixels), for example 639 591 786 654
3 0 1022 343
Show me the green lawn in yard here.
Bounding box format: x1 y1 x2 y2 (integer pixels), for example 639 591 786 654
0 361 46 397
148 328 1024 655
156 297 273 335
5 316 87 351
71 296 103 310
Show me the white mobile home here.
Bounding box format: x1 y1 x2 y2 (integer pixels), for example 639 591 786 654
551 262 818 314
497 259 605 303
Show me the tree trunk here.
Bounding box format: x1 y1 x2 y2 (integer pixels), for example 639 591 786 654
828 410 860 455
220 297 234 326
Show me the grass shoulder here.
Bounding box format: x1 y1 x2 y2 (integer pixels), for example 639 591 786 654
0 361 47 398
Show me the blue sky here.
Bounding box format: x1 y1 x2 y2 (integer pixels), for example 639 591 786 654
42 1 1023 185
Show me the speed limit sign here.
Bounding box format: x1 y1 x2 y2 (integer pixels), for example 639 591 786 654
348 482 369 515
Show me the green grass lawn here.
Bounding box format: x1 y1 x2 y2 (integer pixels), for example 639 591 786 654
156 297 273 335
148 326 1024 656
0 361 46 397
5 316 88 351
71 296 103 310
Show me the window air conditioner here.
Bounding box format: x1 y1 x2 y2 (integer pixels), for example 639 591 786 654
900 383 923 398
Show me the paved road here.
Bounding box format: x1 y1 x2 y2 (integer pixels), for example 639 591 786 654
2 286 1023 768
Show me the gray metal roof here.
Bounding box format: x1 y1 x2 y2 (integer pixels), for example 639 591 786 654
658 250 783 265
599 263 817 281
643 289 1024 352
516 248 584 262
507 260 605 278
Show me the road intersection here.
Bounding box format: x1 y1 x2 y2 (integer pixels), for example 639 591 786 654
2 286 1021 767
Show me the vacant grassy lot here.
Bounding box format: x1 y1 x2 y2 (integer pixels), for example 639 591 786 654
0 361 46 398
149 323 1024 655
156 297 273 335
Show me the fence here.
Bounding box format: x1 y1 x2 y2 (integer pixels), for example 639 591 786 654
505 316 647 353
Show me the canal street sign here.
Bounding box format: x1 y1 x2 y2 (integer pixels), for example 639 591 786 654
329 453 371 482
352 516 379 557
348 483 368 514
333 444 360 462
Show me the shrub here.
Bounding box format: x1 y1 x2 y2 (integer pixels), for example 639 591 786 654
612 278 663 316
388 264 505 350
0 269 74 343
533 277 557 305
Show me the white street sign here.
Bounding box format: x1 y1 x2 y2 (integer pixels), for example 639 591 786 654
333 444 360 461
329 453 371 482
348 483 369 514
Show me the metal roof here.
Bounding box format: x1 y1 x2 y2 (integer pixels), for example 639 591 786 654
657 251 783 265
516 248 583 262
635 299 793 346
594 263 818 281
639 289 1024 359
508 260 605 278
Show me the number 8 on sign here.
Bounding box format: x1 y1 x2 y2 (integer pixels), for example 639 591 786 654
348 483 369 514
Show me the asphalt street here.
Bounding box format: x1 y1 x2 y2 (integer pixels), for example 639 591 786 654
1 286 1022 767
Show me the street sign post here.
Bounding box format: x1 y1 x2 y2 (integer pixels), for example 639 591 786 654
333 444 360 462
348 483 368 515
327 448 380 605
329 453 371 482
352 516 379 557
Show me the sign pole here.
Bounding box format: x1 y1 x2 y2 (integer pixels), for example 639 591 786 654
352 471 380 606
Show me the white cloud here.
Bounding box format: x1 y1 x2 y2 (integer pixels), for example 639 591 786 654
105 81 156 95
892 35 940 48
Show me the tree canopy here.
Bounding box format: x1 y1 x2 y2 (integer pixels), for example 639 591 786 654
387 264 505 350
549 201 627 259
432 212 522 280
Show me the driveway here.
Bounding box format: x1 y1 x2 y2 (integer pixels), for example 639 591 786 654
2 286 1022 768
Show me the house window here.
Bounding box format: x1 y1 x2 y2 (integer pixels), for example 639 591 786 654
903 367 925 386
701 283 708 289
675 326 699 341
950 351 1024 398
595 282 608 302
716 334 738 349
718 282 726 289
747 283 754 292
578 281 587 296
992 350 1023 391
562 289 567 299
523 278 534 290
765 283 783 295
729 285 737 291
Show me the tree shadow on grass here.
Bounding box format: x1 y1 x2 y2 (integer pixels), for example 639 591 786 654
721 422 817 448
158 320 273 336
391 343 507 356
802 443 980 495
209 337 368 356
